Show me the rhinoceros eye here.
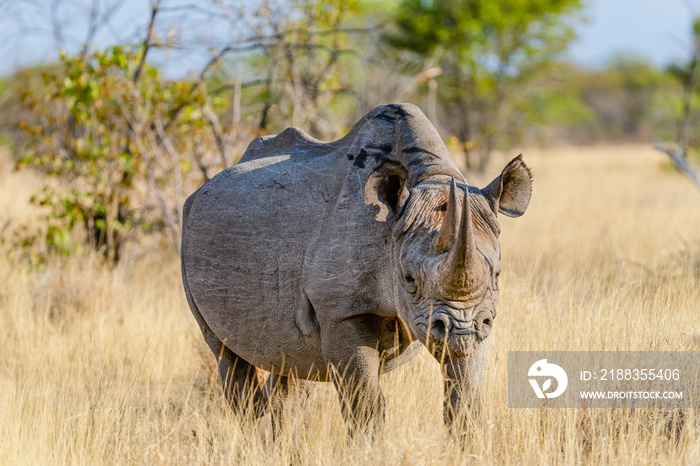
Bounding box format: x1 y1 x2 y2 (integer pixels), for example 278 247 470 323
404 274 417 293
403 267 417 294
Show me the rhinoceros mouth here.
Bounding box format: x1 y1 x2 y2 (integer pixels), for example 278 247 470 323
420 331 480 359
413 308 487 358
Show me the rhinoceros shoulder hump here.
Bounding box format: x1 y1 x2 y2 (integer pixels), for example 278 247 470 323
239 127 331 164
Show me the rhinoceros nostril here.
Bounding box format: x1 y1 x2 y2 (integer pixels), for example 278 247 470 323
429 318 448 343
476 315 493 340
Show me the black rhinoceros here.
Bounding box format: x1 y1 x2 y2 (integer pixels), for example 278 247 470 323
181 103 531 432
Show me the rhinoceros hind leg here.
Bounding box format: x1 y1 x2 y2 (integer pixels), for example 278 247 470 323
216 345 267 417
182 266 266 417
264 373 286 436
264 373 314 437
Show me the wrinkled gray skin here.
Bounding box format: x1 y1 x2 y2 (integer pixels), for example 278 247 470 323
181 103 532 433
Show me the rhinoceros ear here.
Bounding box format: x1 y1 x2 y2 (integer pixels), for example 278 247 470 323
482 155 532 218
364 162 409 222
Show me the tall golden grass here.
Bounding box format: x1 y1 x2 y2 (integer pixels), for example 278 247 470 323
0 145 699 464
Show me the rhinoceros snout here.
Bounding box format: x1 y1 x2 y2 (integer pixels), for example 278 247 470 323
427 310 492 357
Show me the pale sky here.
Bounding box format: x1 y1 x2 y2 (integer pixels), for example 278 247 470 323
566 0 700 68
1 0 699 76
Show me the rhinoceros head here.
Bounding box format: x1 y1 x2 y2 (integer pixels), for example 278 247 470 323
391 156 532 358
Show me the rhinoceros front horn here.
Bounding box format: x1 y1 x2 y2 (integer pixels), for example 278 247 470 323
435 178 482 293
434 178 460 253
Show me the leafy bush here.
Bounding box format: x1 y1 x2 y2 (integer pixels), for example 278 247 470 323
17 45 226 262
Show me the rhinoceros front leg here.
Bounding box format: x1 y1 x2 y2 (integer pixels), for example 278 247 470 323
322 316 385 435
441 338 490 430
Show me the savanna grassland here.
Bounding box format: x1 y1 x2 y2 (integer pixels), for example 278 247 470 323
0 145 699 465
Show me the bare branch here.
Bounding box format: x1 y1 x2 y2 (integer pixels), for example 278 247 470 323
50 0 65 50
198 82 230 167
654 141 700 189
192 144 212 182
0 217 11 239
157 3 229 17
133 0 161 83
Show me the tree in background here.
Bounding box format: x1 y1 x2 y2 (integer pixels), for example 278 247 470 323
667 17 700 156
535 58 671 142
387 0 583 171
5 0 382 263
211 0 377 141
656 16 700 189
17 45 226 262
7 1 241 262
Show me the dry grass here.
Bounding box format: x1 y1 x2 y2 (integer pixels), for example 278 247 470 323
1 145 699 464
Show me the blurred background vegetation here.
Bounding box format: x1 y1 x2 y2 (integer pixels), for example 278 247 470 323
0 0 698 264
